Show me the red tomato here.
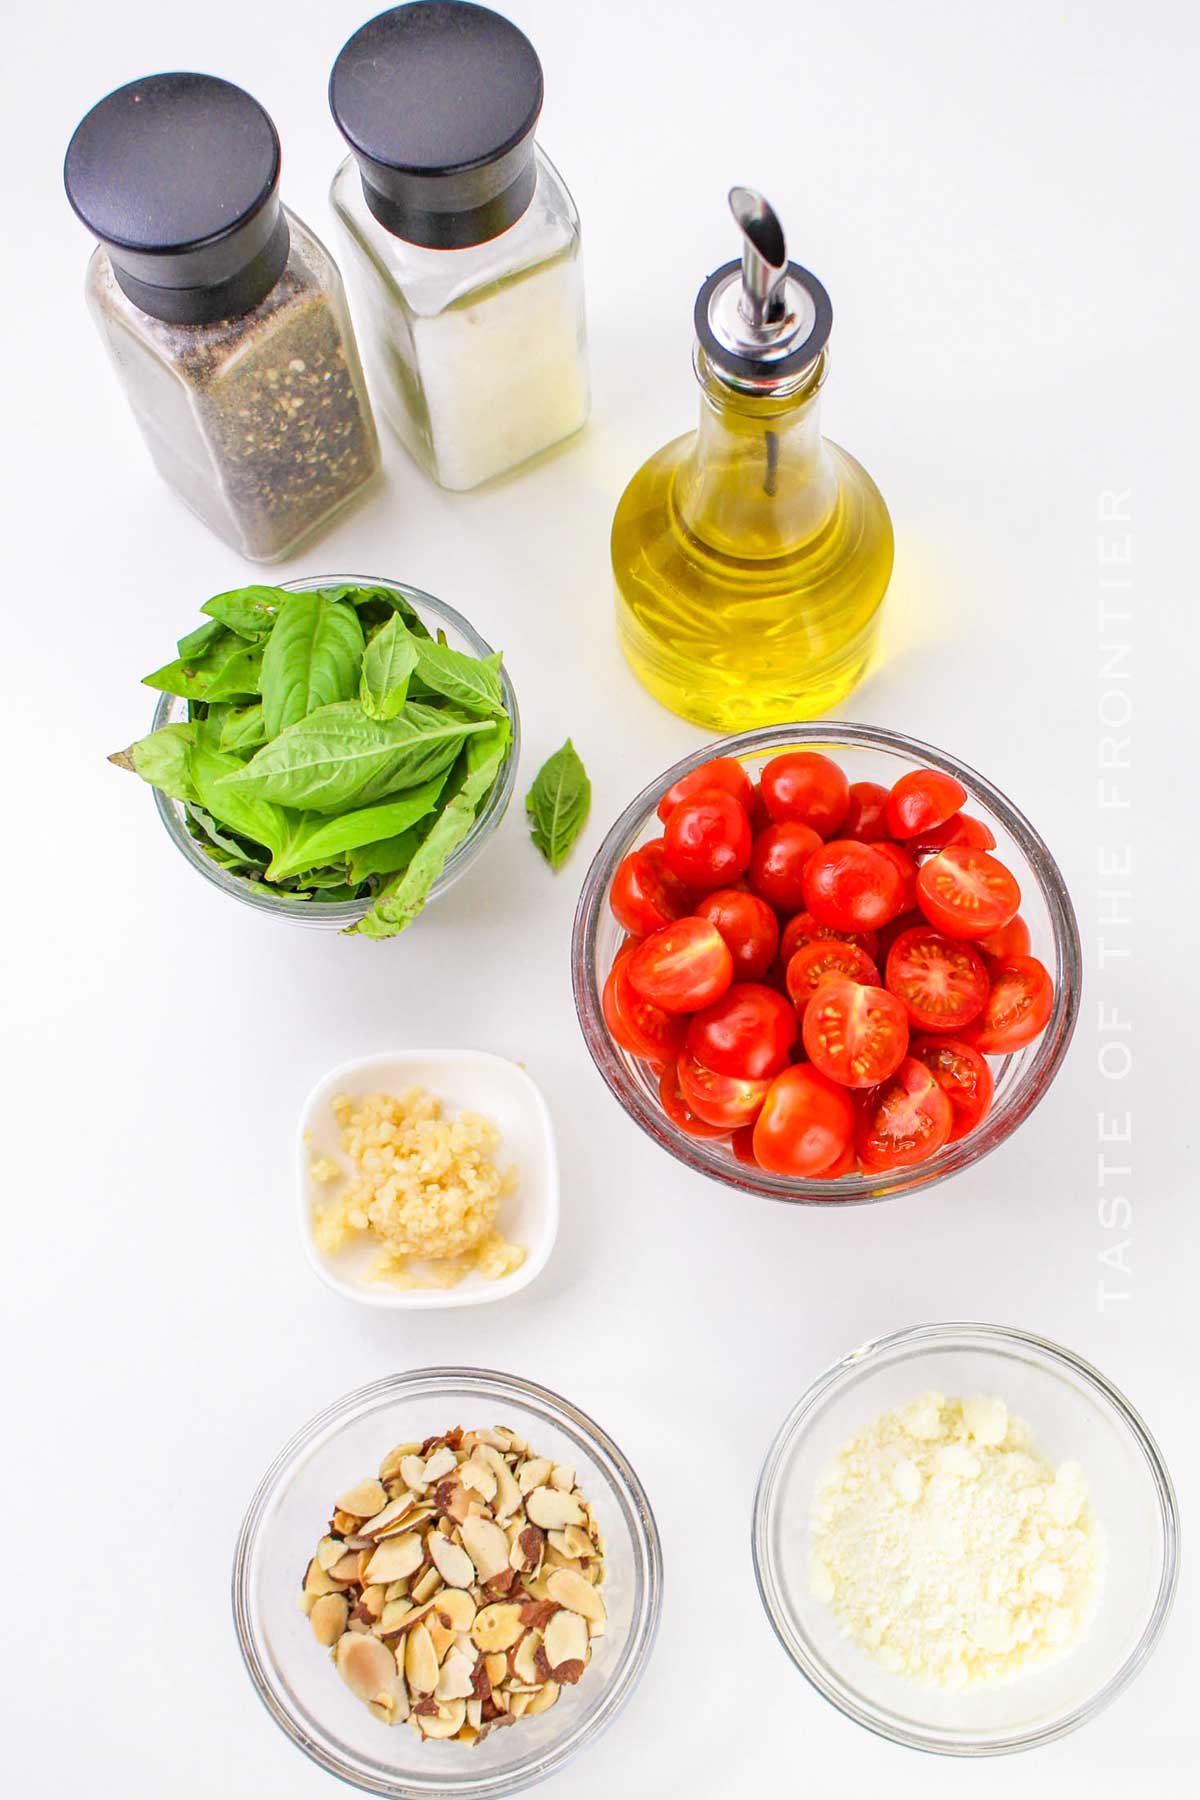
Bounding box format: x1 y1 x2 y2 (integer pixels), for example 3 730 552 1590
785 940 880 1013
677 1050 771 1129
602 950 686 1066
656 757 754 822
658 1061 728 1138
693 888 779 981
730 1124 760 1167
875 907 925 964
779 911 878 965
627 918 734 1013
961 956 1054 1053
873 840 918 912
685 983 797 1080
662 790 752 890
810 1139 858 1179
884 925 990 1032
609 837 691 937
752 1065 856 1177
886 768 967 838
760 750 850 837
906 811 997 857
910 1036 995 1141
856 1056 953 1169
747 781 771 834
748 821 823 913
917 846 1021 940
977 914 1032 961
802 976 909 1088
803 840 905 932
842 780 891 842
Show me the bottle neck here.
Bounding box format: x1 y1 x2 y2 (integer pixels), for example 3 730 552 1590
674 348 838 558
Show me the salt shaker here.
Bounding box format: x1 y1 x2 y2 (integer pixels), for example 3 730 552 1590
329 2 589 491
65 73 380 563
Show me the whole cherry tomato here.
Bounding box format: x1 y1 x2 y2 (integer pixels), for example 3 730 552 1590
961 955 1054 1053
779 911 878 966
752 1065 856 1177
886 768 967 838
873 840 918 912
685 982 797 1080
761 750 850 837
730 1124 760 1167
810 1139 858 1179
842 781 891 842
662 790 752 890
692 888 779 981
609 836 691 937
917 846 1021 940
856 1056 953 1170
785 940 880 1014
977 914 1032 962
748 821 823 913
627 918 734 1013
884 925 990 1032
658 1061 728 1138
677 1050 771 1129
803 840 905 932
656 757 754 823
910 1036 994 1141
602 949 686 1066
747 782 771 834
906 811 997 857
801 976 910 1088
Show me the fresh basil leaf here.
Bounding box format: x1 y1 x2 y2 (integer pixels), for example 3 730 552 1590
348 828 422 885
188 740 293 857
110 721 198 803
360 614 420 721
219 702 269 753
260 593 365 738
344 586 433 640
176 619 228 661
525 739 591 871
143 654 221 701
220 701 491 813
265 772 450 881
185 805 270 870
201 585 288 637
351 719 510 939
412 640 506 719
204 641 264 701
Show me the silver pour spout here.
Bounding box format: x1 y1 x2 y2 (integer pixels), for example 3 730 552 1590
729 187 788 332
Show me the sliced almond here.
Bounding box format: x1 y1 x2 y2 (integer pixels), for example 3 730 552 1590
549 1524 594 1561
365 1532 425 1585
435 1647 476 1702
508 1692 532 1719
509 1523 545 1574
336 1478 388 1518
404 1621 438 1695
329 1551 362 1583
316 1536 346 1573
336 1632 399 1704
358 1494 413 1538
411 1565 443 1603
512 1629 542 1685
517 1457 553 1495
416 1698 466 1739
304 1558 346 1598
525 1487 585 1531
379 1598 414 1635
459 1459 498 1502
384 1579 410 1603
310 1593 349 1647
466 1696 483 1731
471 1603 524 1654
379 1441 422 1482
525 1679 559 1717
461 1515 511 1582
427 1534 475 1589
477 1443 522 1519
435 1588 477 1633
546 1567 607 1624
422 1446 458 1484
484 1651 509 1688
549 1465 576 1493
544 1609 588 1674
399 1454 428 1492
429 1616 457 1662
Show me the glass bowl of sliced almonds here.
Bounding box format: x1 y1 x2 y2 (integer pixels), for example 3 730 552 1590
232 1368 662 1797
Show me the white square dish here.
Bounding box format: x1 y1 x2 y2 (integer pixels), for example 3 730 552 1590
297 1049 558 1309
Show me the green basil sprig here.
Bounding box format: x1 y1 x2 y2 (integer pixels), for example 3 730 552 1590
525 740 591 870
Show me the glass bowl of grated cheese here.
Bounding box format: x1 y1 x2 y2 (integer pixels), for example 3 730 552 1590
751 1322 1179 1755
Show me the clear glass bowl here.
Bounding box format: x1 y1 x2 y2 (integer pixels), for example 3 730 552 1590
232 1368 662 1797
152 574 519 928
571 722 1081 1204
751 1322 1179 1755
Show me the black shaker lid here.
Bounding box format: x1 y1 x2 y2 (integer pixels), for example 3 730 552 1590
64 73 290 325
329 3 544 249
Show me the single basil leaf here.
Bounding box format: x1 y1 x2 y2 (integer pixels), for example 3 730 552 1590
201 585 288 637
260 593 365 738
360 614 420 720
220 702 269 753
348 828 422 885
344 585 433 640
204 641 264 701
143 654 221 701
220 701 491 813
177 619 228 660
265 771 450 880
185 805 270 870
110 721 198 803
350 719 510 939
412 639 506 719
525 739 591 871
188 740 293 857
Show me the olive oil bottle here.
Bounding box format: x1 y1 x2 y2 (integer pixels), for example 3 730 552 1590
612 190 893 731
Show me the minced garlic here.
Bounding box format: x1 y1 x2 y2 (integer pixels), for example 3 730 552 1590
809 1392 1104 1690
310 1088 523 1288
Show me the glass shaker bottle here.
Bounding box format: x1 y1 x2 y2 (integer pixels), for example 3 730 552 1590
64 73 380 562
329 1 589 491
612 190 894 731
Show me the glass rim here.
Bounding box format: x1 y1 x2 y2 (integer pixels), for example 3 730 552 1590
750 1320 1181 1756
571 720 1082 1206
231 1366 664 1798
152 573 520 921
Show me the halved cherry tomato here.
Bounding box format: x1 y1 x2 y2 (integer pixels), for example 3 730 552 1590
875 907 925 964
917 846 1021 940
627 918 734 1013
977 914 1032 962
810 1139 858 1179
779 911 878 966
752 1065 856 1177
873 840 918 912
961 955 1054 1053
886 768 967 838
662 790 752 889
785 940 880 1014
730 1124 760 1167
802 976 909 1088
910 1036 994 1141
855 1056 953 1169
677 1050 771 1129
658 1061 728 1138
884 925 989 1032
692 888 779 981
842 780 891 842
760 750 850 838
602 949 686 1066
609 837 691 937
748 821 823 913
906 811 997 857
685 982 797 1079
656 756 754 823
803 840 905 932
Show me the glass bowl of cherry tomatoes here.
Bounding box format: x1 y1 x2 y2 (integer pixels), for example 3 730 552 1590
571 723 1081 1204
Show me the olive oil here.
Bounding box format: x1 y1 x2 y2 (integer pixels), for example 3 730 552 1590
612 191 893 732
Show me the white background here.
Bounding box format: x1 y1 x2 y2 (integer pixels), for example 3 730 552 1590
3 0 1197 1792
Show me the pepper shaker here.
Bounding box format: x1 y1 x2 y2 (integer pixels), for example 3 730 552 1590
65 74 380 563
329 2 589 491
